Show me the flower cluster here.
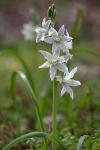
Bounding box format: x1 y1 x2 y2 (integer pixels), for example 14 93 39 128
35 18 81 99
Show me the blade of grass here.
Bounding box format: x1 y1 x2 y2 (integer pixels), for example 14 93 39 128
2 132 67 150
2 132 48 150
48 135 67 150
71 8 83 42
0 48 36 94
11 71 48 149
74 45 100 59
77 135 91 150
74 89 90 121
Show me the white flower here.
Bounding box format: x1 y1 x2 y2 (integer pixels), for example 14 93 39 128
44 25 72 53
21 22 35 40
35 18 51 43
56 67 81 99
39 50 69 80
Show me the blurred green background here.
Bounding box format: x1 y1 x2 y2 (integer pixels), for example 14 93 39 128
0 0 100 149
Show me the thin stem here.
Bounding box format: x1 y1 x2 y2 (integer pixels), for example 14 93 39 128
52 79 57 150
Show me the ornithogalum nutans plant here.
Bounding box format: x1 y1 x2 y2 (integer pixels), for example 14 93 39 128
34 2 81 150
3 2 81 150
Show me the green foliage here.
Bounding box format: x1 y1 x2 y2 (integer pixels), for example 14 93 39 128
0 2 100 149
71 8 83 42
2 132 48 150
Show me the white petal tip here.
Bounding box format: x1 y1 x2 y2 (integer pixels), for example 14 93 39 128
38 66 42 69
50 75 54 81
71 96 74 100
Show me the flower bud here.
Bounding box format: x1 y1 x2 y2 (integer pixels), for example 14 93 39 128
47 3 56 24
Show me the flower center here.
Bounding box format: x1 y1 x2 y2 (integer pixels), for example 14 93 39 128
54 37 60 42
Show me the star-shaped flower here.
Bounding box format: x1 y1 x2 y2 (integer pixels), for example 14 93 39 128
35 18 51 43
56 67 81 99
39 50 69 80
44 25 72 53
21 22 35 40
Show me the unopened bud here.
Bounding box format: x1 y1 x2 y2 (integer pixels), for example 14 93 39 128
47 3 56 23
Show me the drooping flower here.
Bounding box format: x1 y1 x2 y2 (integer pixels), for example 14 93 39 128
39 50 69 80
35 18 51 43
21 22 35 40
44 25 72 53
56 67 81 99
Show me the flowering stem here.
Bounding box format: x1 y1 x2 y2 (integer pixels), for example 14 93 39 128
52 78 57 149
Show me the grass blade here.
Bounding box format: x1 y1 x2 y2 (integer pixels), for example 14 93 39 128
11 71 48 149
0 48 36 94
2 132 48 150
77 135 91 150
48 135 67 150
71 8 83 41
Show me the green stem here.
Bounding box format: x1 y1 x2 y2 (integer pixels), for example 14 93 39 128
52 79 57 150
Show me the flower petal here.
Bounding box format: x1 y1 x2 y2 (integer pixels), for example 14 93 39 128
36 34 42 43
42 18 51 30
42 18 46 27
35 27 44 33
52 42 60 52
64 67 77 80
61 42 69 52
58 25 65 36
39 61 50 68
50 65 56 80
44 20 51 30
44 36 53 44
39 50 52 61
59 55 69 63
48 27 58 37
56 76 62 83
63 85 74 99
61 86 67 96
67 41 72 49
67 79 81 86
56 63 68 74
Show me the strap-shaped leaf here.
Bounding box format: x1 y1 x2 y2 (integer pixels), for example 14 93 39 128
71 8 83 42
10 71 48 149
2 132 48 150
0 48 36 93
10 71 45 131
77 135 91 150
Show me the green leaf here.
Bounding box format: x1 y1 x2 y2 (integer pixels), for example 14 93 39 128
75 89 90 120
2 132 48 150
77 135 91 150
74 45 100 59
47 135 67 150
71 8 83 42
86 138 92 150
10 71 48 149
2 132 67 150
11 71 45 132
0 48 36 94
